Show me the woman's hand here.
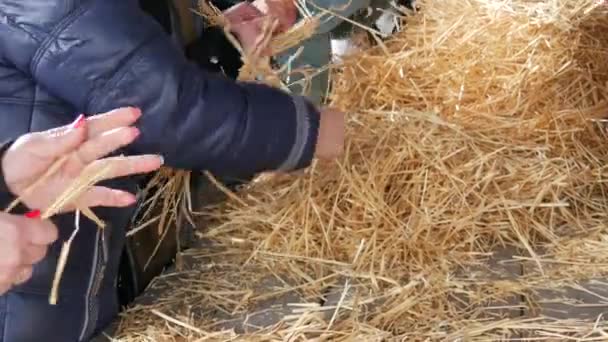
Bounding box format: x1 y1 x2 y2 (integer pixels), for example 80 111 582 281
1 107 163 213
0 213 57 295
315 108 345 160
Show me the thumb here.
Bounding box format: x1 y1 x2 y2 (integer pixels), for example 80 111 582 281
25 114 87 160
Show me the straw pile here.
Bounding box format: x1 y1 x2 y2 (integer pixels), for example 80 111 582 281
113 0 608 340
131 1 323 243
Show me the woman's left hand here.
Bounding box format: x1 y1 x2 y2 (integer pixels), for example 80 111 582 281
1 107 163 212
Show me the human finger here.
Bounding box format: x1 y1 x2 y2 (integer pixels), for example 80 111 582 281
0 261 19 285
75 127 140 165
0 283 11 295
64 155 162 209
44 107 142 139
77 155 164 186
84 107 142 137
12 267 33 285
10 115 87 161
0 244 21 285
78 187 137 208
91 155 164 180
20 218 59 246
21 244 48 265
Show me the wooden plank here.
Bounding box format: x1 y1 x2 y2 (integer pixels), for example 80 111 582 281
453 246 525 320
526 280 608 321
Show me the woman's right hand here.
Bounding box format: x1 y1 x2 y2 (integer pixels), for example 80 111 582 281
0 212 57 295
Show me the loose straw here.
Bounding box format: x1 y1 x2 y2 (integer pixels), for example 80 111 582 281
3 154 112 304
125 0 328 249
112 1 608 340
49 209 81 305
4 156 107 227
45 163 112 304
3 155 69 214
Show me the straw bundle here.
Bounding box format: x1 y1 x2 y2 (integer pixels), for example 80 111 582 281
114 0 608 340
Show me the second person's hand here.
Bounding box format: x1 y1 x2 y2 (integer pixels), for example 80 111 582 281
0 213 57 295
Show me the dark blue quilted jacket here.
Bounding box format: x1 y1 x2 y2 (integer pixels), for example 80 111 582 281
0 1 320 341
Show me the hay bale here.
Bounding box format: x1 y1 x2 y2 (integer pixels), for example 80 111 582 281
112 0 608 340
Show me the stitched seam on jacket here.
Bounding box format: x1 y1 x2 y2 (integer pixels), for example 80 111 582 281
0 97 64 106
278 96 310 171
2 295 7 342
10 287 80 296
29 0 94 77
0 9 42 44
64 0 76 15
28 84 37 132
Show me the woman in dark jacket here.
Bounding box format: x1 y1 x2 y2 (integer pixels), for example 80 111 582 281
0 1 344 341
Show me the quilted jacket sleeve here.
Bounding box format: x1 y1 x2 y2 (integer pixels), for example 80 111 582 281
0 0 320 176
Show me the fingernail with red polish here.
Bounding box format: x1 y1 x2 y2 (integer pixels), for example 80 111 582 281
70 114 86 129
25 210 41 219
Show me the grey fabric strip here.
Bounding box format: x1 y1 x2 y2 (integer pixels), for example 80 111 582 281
278 96 310 171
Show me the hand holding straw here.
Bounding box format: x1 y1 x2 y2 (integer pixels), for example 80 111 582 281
3 109 163 215
1 107 164 304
